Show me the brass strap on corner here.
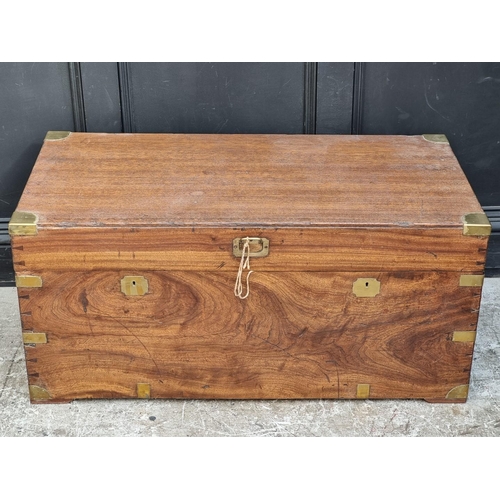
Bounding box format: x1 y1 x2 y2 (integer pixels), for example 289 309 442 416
23 332 47 344
463 213 491 236
446 384 469 400
459 275 484 287
29 385 51 400
45 131 71 141
356 384 370 399
16 275 42 288
422 134 449 144
8 211 38 236
452 331 476 343
137 383 151 399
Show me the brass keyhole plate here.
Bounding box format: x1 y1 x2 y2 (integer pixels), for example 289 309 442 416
121 276 149 296
352 278 381 297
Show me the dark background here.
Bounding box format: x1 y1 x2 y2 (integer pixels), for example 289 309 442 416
1 62 499 285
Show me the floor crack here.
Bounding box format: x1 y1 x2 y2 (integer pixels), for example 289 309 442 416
0 343 22 400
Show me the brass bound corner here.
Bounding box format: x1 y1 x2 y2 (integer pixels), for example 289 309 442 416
29 385 51 400
23 332 47 344
356 384 371 399
8 211 38 236
137 383 151 399
452 331 476 343
446 385 469 400
422 134 449 144
15 275 43 288
45 131 71 141
459 275 484 287
463 213 491 236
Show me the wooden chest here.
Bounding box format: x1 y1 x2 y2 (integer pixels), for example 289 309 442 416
10 132 491 403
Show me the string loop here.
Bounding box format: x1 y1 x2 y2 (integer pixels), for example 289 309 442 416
234 237 253 299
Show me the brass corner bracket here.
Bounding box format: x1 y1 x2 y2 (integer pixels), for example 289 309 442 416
16 275 43 288
459 274 484 287
45 131 71 141
463 213 491 237
8 211 38 236
356 384 370 399
23 332 47 344
137 383 151 399
446 384 469 400
29 385 52 400
452 331 476 343
422 134 449 144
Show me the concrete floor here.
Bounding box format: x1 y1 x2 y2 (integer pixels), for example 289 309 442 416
1 280 499 437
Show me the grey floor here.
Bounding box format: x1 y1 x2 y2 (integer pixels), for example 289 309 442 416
1 280 499 437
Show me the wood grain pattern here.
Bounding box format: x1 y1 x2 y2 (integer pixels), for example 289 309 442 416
11 227 488 274
16 133 482 229
20 270 481 402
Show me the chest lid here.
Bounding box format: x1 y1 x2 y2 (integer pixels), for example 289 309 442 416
10 132 490 274
13 132 485 229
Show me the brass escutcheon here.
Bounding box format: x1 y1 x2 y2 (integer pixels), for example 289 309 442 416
352 278 381 297
121 276 149 296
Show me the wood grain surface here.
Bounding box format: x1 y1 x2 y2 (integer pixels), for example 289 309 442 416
11 227 488 274
16 133 482 229
19 270 481 402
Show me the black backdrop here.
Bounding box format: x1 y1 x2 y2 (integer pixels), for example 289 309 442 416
1 62 499 285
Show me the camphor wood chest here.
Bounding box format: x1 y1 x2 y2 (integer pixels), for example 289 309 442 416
10 132 491 403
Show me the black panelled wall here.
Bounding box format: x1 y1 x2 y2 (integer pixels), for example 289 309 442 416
357 63 500 274
0 62 499 285
0 63 76 285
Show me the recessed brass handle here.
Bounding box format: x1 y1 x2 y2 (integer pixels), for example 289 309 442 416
233 237 269 258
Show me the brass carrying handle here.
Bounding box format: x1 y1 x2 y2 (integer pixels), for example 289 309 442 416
232 237 269 258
